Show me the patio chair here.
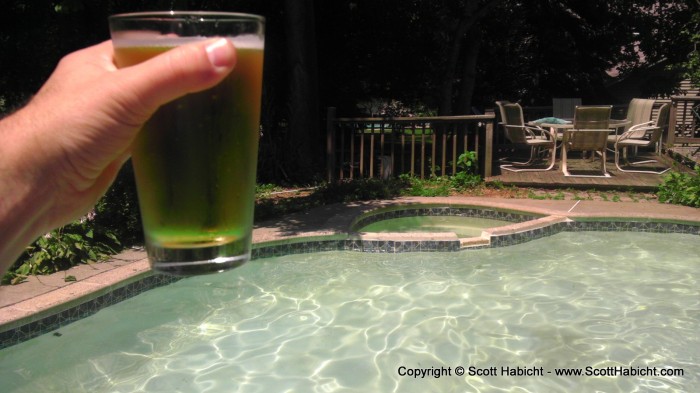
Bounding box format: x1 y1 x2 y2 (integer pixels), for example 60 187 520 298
495 100 511 129
610 103 671 174
615 98 656 135
552 98 582 119
561 105 612 177
496 100 532 163
495 100 514 142
497 102 557 172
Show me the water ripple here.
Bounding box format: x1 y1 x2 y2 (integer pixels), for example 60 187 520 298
0 232 698 392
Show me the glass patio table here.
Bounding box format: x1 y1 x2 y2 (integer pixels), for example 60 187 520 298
527 119 631 134
526 119 632 171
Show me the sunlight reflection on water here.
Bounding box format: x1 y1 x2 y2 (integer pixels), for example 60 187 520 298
1 231 698 393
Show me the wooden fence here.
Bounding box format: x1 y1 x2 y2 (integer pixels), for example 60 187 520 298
326 108 495 181
667 96 700 146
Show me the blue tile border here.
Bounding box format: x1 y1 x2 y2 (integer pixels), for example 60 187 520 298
0 274 180 350
350 205 538 232
2 211 699 350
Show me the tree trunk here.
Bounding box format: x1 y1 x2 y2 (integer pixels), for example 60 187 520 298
455 28 483 115
438 17 471 116
438 0 502 116
284 0 320 180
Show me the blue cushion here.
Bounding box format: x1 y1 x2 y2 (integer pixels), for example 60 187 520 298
532 117 571 125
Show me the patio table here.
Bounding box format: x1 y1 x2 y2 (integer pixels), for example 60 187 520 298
526 119 632 171
528 119 631 134
528 118 632 149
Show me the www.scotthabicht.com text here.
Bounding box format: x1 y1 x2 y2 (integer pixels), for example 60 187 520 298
397 365 684 379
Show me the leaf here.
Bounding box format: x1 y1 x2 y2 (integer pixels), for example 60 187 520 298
106 232 120 244
64 275 77 282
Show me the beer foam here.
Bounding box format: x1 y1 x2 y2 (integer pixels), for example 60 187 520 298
230 34 265 49
113 33 264 49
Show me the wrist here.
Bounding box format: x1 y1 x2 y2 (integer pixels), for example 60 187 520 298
0 108 56 270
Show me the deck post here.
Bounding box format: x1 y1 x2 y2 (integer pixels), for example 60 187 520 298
667 98 677 148
483 110 494 178
326 107 336 182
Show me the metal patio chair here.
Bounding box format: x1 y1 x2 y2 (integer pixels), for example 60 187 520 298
611 103 671 174
561 105 612 177
496 102 557 172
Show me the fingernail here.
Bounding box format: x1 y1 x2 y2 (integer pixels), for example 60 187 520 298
205 38 235 69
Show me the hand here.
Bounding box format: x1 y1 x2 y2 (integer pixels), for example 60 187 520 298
0 38 237 270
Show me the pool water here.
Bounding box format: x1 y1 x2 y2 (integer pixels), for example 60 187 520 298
1 232 698 392
358 216 509 237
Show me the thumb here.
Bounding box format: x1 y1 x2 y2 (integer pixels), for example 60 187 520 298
117 38 237 115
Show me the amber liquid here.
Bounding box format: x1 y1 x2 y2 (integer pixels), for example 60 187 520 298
114 44 264 255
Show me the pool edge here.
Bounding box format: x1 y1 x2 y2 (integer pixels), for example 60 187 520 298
2 197 700 349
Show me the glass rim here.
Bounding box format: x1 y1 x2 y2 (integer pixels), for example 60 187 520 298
109 11 264 23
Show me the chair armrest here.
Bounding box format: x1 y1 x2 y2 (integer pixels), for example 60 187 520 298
616 125 659 142
628 121 654 132
526 125 556 140
523 125 554 140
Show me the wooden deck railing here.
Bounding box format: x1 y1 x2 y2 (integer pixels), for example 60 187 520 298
667 96 700 146
326 108 495 181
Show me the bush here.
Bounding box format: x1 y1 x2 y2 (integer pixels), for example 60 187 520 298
400 174 451 197
4 219 120 285
450 151 482 190
92 162 143 247
657 166 700 208
3 164 141 285
316 178 408 202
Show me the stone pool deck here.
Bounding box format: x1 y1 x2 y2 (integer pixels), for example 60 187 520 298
2 197 700 331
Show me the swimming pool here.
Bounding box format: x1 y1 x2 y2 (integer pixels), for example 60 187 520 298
350 205 538 239
1 231 698 392
357 215 509 237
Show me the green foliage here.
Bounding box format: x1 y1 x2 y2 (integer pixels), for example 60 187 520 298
3 164 140 285
399 174 451 197
92 163 143 247
3 220 120 285
658 166 700 208
527 190 547 200
450 151 481 191
680 11 700 86
316 178 408 203
256 183 284 198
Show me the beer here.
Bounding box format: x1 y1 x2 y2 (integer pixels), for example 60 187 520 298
111 33 264 274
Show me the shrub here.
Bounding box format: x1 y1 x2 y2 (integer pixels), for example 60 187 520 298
3 164 140 285
657 166 700 208
399 174 450 197
3 219 120 285
316 178 407 202
92 162 143 247
450 151 482 190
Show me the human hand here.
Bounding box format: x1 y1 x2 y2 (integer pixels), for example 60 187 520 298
0 38 237 268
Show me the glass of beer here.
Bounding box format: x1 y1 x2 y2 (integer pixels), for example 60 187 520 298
109 12 265 275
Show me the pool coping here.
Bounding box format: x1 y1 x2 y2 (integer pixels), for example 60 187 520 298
2 197 700 348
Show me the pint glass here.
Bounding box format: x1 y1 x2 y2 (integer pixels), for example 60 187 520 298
109 12 264 275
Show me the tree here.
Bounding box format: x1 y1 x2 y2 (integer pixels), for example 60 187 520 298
472 0 695 106
282 0 320 181
674 2 700 85
2 0 696 183
435 0 502 115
